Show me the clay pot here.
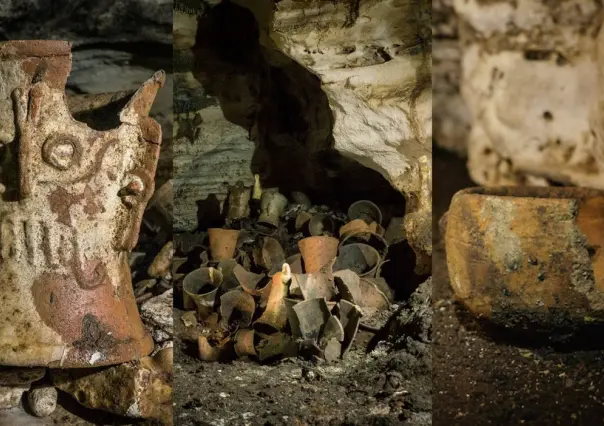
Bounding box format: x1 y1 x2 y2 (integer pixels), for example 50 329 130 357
182 267 224 312
226 181 251 221
298 236 339 273
348 200 382 226
208 228 240 261
308 214 335 236
445 186 604 328
254 264 292 334
234 329 257 358
339 219 370 238
339 231 389 259
333 243 381 277
258 189 288 230
0 41 165 367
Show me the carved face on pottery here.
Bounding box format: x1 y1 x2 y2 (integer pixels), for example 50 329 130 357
0 41 163 367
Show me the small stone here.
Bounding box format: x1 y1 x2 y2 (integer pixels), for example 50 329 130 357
181 310 198 328
27 387 57 417
148 241 174 278
140 289 173 343
52 356 172 424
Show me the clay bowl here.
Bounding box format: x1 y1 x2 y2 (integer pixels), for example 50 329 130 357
445 186 604 329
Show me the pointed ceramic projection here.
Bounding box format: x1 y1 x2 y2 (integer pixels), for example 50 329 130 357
254 264 292 334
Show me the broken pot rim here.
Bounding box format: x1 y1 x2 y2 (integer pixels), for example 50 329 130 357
183 267 224 296
335 242 381 277
347 200 383 225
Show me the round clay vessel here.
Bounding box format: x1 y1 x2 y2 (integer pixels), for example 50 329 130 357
445 186 604 328
298 236 339 273
208 228 240 261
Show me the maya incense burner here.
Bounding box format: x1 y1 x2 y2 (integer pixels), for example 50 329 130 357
445 186 604 329
0 40 165 367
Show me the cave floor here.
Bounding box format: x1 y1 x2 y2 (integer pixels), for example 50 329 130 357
173 307 431 426
432 148 604 425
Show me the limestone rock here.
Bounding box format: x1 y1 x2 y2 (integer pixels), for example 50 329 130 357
0 0 172 44
454 0 604 188
27 387 57 417
148 241 175 279
140 289 174 343
433 39 470 156
0 385 28 410
267 0 433 271
0 408 44 426
0 367 45 386
52 353 172 424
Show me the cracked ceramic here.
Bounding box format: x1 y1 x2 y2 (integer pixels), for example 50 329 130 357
0 40 165 367
445 186 604 328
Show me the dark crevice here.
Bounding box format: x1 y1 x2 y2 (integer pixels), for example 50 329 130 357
192 0 405 213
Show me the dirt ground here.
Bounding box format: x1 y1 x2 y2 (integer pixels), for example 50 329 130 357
173 299 432 426
432 148 604 425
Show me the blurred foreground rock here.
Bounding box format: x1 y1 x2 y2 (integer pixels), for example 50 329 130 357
52 348 173 425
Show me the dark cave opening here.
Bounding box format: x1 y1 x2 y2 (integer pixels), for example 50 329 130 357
179 0 426 304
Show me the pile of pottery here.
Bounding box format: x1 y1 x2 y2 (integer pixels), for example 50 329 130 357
178 187 395 363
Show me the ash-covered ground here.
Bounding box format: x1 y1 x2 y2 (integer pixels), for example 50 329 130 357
173 278 432 426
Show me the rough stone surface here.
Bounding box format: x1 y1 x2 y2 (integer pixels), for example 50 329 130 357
269 0 433 268
174 1 433 270
52 353 173 425
0 408 44 425
433 39 469 156
454 0 604 188
27 386 58 417
141 289 174 343
0 385 29 409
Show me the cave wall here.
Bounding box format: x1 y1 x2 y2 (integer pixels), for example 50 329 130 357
435 0 604 189
173 0 432 272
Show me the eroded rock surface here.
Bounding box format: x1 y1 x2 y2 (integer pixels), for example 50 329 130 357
174 0 433 271
52 352 173 425
454 0 604 188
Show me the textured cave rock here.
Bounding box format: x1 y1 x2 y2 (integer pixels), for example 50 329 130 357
433 0 469 156
173 0 432 272
454 0 604 188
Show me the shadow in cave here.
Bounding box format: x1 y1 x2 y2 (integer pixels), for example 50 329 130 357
191 0 406 224
453 304 604 352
